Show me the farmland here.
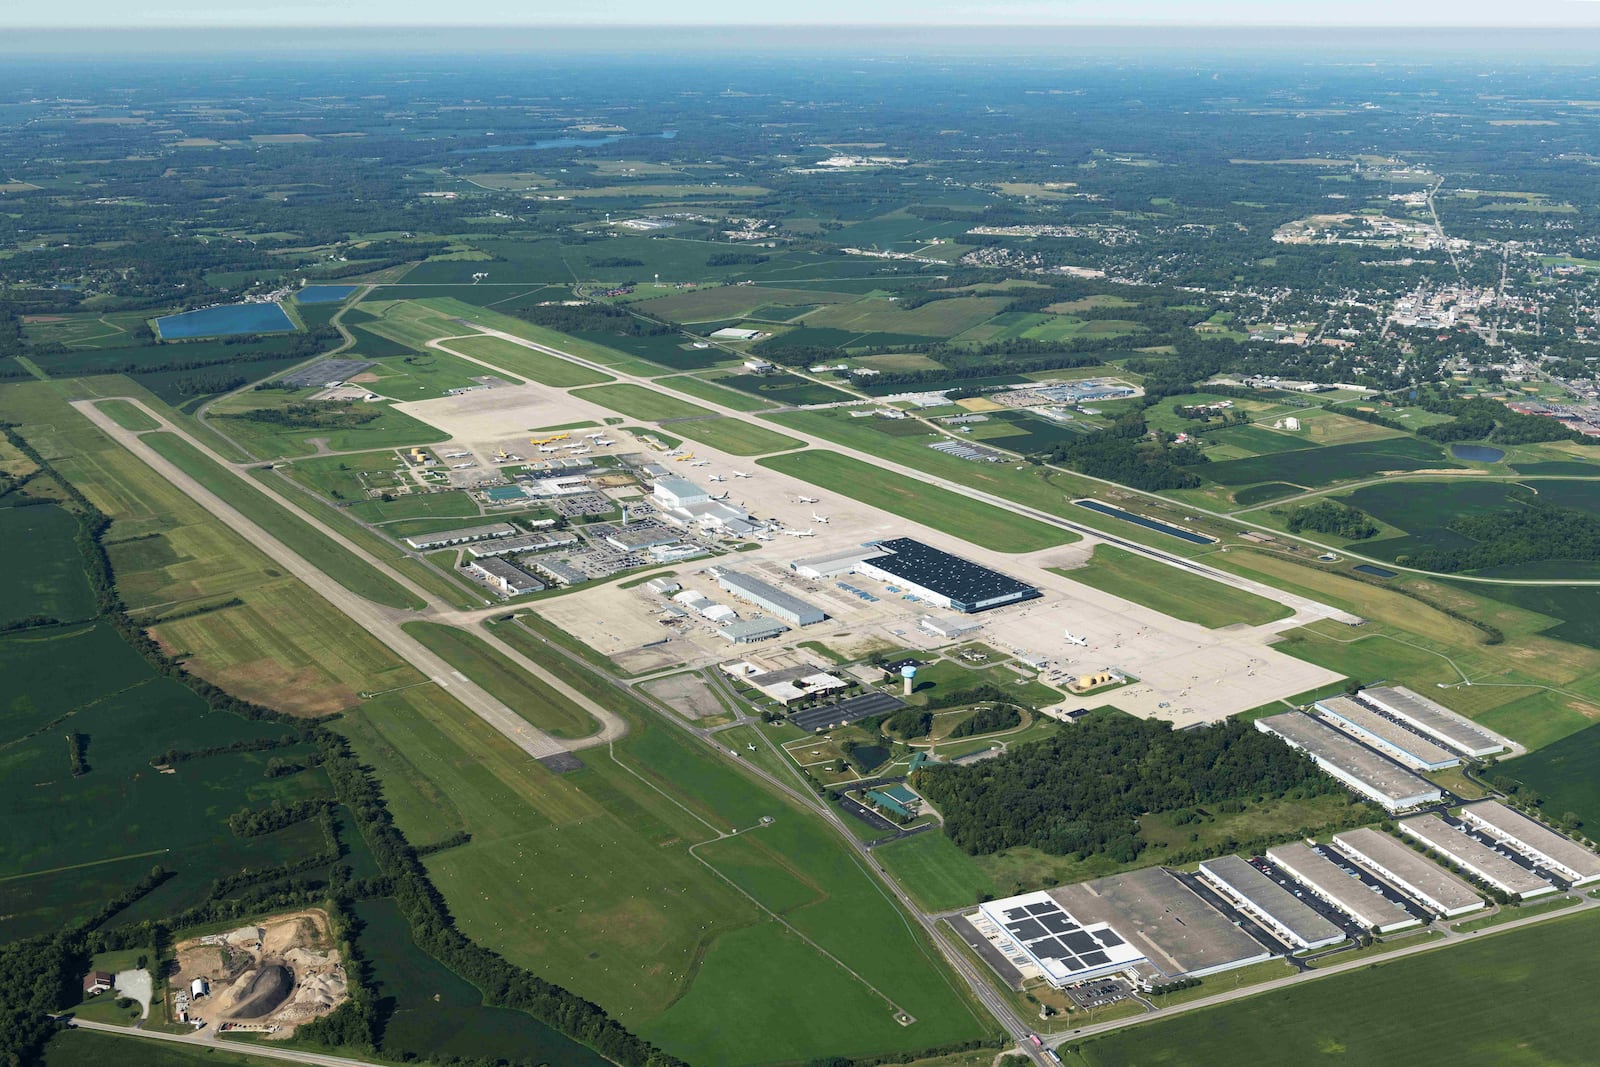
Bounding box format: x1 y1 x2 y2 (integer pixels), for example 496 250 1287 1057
760 448 1076 552
1064 910 1600 1067
1502 723 1600 831
0 504 97 627
1058 545 1292 628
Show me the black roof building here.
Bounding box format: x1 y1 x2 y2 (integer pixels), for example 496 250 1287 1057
858 538 1040 613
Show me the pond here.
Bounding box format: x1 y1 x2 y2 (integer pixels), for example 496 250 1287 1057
295 285 358 304
1353 564 1397 579
451 130 677 154
155 302 295 339
1449 443 1506 463
1073 499 1216 544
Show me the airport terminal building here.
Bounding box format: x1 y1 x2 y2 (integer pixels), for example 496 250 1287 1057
856 538 1040 614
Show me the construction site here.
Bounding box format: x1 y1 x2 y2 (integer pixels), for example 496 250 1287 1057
167 909 348 1037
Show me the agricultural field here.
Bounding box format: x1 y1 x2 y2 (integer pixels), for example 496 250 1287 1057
1197 435 1458 488
1064 910 1600 1067
760 449 1076 552
799 295 1011 339
40 1030 285 1067
1502 724 1600 830
1057 545 1292 628
0 504 97 627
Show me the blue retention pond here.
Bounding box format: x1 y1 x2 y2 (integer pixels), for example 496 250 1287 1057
155 302 296 339
1449 443 1506 463
1074 499 1216 544
1353 564 1397 579
451 130 677 154
296 285 358 304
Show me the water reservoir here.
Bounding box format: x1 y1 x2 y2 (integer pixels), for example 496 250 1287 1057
1449 443 1506 463
1073 499 1216 544
155 302 295 340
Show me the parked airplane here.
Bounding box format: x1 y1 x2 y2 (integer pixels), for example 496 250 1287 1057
586 432 605 439
797 495 819 504
708 474 726 482
539 445 558 453
691 460 711 467
1064 630 1088 647
594 438 614 446
811 512 830 524
733 471 752 479
711 491 731 501
782 528 816 538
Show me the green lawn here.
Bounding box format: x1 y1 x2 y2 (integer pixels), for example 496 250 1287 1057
1055 545 1293 628
399 621 600 738
875 831 999 912
671 416 803 456
658 373 776 411
571 382 715 421
759 449 1075 553
438 334 613 387
97 398 161 431
140 432 423 610
1064 908 1600 1067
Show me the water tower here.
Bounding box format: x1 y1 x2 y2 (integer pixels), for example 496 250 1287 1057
901 664 918 696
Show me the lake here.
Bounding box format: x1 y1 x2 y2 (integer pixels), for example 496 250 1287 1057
1353 564 1397 579
295 285 358 304
1074 499 1216 544
451 130 677 155
1450 443 1506 463
155 302 295 339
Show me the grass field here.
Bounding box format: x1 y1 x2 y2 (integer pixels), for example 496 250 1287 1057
670 416 803 456
96 398 161 431
655 373 775 411
632 284 857 323
1056 545 1292 628
0 504 97 627
1504 724 1600 830
759 449 1075 553
1064 908 1600 1067
41 1030 286 1067
209 391 448 460
140 432 423 610
399 621 600 738
437 334 614 387
801 295 1010 338
874 831 1000 911
570 382 714 421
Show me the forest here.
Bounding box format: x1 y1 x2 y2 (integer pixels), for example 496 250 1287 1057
911 710 1334 860
1283 501 1379 540
1399 500 1600 573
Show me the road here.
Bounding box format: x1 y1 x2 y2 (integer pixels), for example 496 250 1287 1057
62 1018 390 1067
73 398 626 762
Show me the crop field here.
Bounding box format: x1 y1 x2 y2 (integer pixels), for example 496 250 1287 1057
0 504 96 627
1057 545 1292 628
1465 581 1600 651
22 311 151 350
570 382 714 421
351 897 610 1066
1064 909 1600 1067
1198 436 1457 488
400 621 599 738
1232 481 1301 506
654 373 774 411
964 411 1083 454
1505 723 1600 829
801 295 1011 338
434 334 613 387
633 285 857 323
760 449 1075 552
140 432 423 609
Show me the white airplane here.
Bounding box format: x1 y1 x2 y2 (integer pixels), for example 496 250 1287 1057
797 495 819 504
711 491 730 501
811 512 830 524
595 438 614 446
539 445 558 453
664 448 684 457
708 474 725 482
754 532 773 541
571 447 590 455
782 528 816 538
746 743 757 752
691 460 711 467
586 432 604 439
1064 630 1088 647
733 471 752 479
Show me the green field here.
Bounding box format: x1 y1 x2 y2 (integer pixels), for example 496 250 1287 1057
209 391 448 459
96 398 161 431
399 621 600 739
1199 436 1457 488
437 334 614 387
139 432 423 610
656 373 776 411
1057 545 1293 628
1065 909 1600 1067
42 1030 286 1067
1504 723 1600 830
874 831 1000 912
670 416 803 456
571 382 715 421
0 505 97 627
759 449 1075 553
801 295 1010 338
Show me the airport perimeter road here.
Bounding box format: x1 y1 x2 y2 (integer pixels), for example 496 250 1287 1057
62 1019 390 1067
451 323 1354 625
72 398 626 759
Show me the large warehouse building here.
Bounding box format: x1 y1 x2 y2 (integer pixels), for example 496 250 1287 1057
1255 712 1442 812
1458 801 1600 887
856 538 1040 614
1398 815 1555 899
714 570 827 626
1356 686 1512 758
971 891 1148 986
1333 828 1485 918
1266 843 1421 933
1197 855 1345 950
1314 696 1462 772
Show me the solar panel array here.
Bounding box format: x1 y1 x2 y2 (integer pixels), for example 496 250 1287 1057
998 899 1126 976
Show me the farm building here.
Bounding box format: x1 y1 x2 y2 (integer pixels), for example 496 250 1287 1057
1333 828 1485 918
1255 712 1441 812
1398 815 1556 899
715 570 827 626
403 522 517 551
1457 801 1600 887
1313 696 1461 771
856 538 1040 614
1266 843 1420 933
1197 855 1345 950
1355 687 1511 757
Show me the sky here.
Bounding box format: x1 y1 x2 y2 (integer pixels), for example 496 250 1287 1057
13 0 1600 29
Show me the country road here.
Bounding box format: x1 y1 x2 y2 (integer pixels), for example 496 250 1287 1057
63 1018 389 1067
73 397 627 763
